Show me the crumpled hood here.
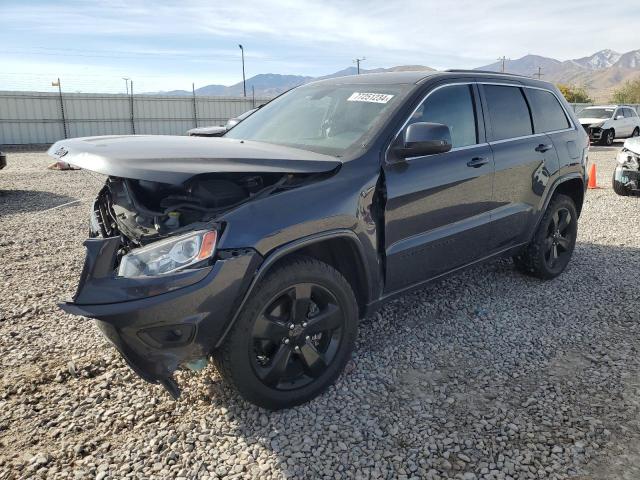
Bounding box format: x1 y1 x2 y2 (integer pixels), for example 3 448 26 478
48 135 341 184
186 126 227 136
579 118 606 126
623 136 640 155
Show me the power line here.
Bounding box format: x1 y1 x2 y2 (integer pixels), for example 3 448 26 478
1 46 365 63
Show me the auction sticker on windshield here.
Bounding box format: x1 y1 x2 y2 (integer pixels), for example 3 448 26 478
348 92 394 104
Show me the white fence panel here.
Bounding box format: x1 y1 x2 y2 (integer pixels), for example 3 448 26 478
0 91 269 145
4 91 637 146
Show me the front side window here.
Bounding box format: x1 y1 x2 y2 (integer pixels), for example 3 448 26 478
484 85 533 141
225 83 410 156
526 88 571 133
408 84 478 148
624 108 635 118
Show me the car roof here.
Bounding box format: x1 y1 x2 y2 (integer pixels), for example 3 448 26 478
308 71 439 86
583 105 621 109
306 70 556 88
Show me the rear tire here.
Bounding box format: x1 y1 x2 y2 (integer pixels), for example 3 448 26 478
213 256 358 410
631 127 639 138
513 194 578 280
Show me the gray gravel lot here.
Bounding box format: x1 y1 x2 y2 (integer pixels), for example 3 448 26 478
1 145 639 480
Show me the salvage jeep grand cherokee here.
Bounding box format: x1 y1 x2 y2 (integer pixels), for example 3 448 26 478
50 71 589 409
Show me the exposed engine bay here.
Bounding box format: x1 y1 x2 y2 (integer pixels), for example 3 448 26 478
613 138 640 196
92 171 320 248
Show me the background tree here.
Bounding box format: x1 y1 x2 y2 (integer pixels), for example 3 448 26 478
556 84 593 103
612 78 640 103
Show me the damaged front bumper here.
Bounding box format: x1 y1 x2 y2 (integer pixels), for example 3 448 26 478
60 237 261 398
613 165 640 195
613 148 640 196
585 126 603 142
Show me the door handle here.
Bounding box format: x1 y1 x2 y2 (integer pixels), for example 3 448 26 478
467 156 489 168
535 144 553 153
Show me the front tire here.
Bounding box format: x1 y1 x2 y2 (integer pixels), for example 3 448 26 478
612 171 630 196
213 256 358 410
513 194 578 279
601 129 615 146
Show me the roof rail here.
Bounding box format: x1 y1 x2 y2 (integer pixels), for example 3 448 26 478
445 69 530 78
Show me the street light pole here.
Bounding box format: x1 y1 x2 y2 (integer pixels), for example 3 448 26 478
239 44 246 97
122 77 130 95
52 78 68 139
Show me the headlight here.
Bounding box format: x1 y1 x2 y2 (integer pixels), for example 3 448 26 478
617 149 640 169
118 230 217 278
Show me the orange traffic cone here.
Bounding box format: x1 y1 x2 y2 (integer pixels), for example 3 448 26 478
588 163 598 189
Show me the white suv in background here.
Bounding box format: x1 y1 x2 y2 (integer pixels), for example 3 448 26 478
577 105 640 146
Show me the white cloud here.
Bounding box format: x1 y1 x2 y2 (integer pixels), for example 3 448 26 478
1 0 639 91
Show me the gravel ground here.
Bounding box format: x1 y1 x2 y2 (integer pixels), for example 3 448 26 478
1 145 639 480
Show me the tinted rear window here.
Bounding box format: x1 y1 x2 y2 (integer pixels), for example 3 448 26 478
526 89 570 133
484 85 533 141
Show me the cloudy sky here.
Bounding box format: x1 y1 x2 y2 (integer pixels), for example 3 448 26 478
1 0 639 93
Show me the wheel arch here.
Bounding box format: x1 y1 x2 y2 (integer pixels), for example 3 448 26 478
529 173 585 240
214 230 371 348
552 176 585 218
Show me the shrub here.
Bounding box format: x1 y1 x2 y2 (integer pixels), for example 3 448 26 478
612 78 640 104
556 84 592 103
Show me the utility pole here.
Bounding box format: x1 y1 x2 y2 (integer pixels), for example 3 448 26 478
239 44 246 97
497 56 509 73
122 77 130 95
192 83 198 128
252 85 255 108
129 80 135 134
533 66 544 80
353 57 366 74
51 78 67 139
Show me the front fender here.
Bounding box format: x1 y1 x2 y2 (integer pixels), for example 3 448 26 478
214 229 372 348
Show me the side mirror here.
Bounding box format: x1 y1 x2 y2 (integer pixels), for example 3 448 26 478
615 115 624 120
225 119 239 129
393 122 452 159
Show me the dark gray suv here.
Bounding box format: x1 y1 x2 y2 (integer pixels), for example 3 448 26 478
50 70 589 409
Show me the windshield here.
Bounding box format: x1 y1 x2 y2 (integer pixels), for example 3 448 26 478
578 108 614 119
225 83 411 156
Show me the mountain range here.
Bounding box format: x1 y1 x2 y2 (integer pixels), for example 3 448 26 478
155 49 640 102
155 65 435 97
477 49 640 101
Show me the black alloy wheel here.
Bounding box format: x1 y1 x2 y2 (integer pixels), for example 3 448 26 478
543 207 573 271
513 194 578 279
250 283 344 390
213 256 358 409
